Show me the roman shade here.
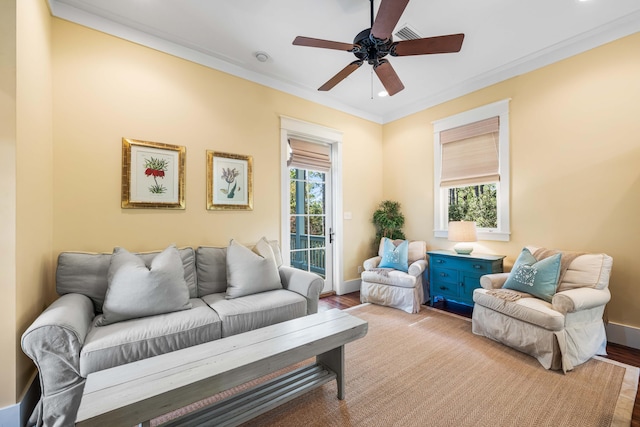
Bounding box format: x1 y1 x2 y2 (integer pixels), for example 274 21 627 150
288 138 331 172
440 117 499 187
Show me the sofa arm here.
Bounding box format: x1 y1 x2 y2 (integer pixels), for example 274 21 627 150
363 256 381 271
279 266 324 315
552 287 611 314
408 259 428 277
21 293 95 426
479 273 510 290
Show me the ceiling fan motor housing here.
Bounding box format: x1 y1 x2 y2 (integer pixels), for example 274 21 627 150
292 0 463 95
353 28 393 65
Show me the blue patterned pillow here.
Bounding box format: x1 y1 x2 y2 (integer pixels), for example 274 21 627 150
503 248 561 302
378 238 409 272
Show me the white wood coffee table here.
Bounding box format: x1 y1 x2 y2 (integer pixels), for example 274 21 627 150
75 308 368 427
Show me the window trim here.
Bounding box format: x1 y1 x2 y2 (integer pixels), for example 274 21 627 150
433 99 511 242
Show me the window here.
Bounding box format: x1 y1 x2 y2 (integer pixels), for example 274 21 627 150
433 99 510 241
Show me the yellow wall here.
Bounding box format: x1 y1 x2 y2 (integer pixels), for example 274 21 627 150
0 0 54 407
383 33 640 328
0 0 19 407
51 18 382 279
16 0 54 401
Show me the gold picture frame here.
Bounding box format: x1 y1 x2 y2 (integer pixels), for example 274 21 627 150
121 138 186 209
207 151 253 210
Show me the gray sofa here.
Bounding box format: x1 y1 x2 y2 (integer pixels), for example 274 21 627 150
21 241 324 427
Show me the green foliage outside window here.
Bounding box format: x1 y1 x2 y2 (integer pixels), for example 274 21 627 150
290 169 325 236
448 184 497 228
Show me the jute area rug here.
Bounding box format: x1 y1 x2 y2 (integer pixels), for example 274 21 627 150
153 304 638 427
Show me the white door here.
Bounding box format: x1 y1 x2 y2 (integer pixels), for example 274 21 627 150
288 167 333 294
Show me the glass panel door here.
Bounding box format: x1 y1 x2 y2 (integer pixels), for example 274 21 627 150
289 168 332 293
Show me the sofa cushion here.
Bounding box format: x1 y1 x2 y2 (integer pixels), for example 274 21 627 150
56 247 197 313
196 246 228 296
378 238 409 272
225 240 282 299
81 298 221 377
503 248 561 302
97 246 192 326
201 289 306 337
473 288 565 331
557 253 613 292
56 252 111 313
361 269 418 288
527 246 613 292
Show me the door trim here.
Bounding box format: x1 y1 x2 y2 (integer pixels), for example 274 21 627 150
280 116 344 294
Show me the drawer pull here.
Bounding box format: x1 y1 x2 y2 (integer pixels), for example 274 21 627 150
473 264 483 269
439 272 448 277
439 286 447 290
436 259 444 264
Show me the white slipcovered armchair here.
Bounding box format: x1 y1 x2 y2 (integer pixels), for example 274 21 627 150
472 246 612 372
360 239 428 314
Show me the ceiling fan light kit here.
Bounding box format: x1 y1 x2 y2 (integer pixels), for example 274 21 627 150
293 0 464 96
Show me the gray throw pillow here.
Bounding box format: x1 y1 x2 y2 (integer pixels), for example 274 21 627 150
253 237 279 265
226 239 282 299
96 245 192 326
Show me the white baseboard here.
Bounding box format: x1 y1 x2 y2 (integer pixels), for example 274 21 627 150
606 322 640 350
338 279 361 295
0 372 39 427
0 401 20 427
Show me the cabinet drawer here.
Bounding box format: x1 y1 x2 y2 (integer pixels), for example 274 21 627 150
431 280 459 298
431 267 457 284
430 256 489 273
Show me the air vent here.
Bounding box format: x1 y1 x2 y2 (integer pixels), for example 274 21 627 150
394 24 422 41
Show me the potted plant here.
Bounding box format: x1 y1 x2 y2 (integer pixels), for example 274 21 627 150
372 200 406 250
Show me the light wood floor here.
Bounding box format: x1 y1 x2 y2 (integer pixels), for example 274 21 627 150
319 291 640 426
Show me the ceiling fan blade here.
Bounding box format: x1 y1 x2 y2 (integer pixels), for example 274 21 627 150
293 36 355 51
374 59 404 96
392 33 465 56
371 0 410 41
318 61 363 91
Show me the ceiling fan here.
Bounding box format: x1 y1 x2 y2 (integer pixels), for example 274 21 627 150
292 0 464 96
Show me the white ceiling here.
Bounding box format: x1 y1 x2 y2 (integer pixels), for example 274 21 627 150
48 0 640 124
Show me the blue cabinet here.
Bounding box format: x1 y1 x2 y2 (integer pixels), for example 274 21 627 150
428 250 505 307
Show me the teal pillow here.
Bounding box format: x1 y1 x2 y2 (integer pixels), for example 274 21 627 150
503 248 561 302
378 238 409 272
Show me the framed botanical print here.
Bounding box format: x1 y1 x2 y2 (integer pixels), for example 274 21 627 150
121 138 186 209
206 151 253 210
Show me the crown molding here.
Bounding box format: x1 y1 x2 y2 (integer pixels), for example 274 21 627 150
47 0 385 124
382 10 640 123
49 1 640 125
